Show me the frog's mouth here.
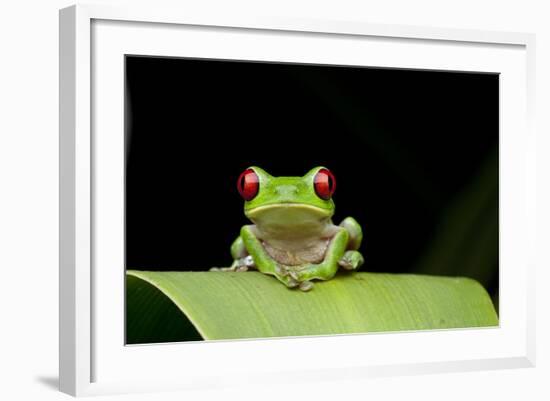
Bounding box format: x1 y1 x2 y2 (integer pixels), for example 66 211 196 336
245 203 333 229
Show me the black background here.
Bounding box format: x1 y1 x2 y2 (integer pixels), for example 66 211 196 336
125 56 499 305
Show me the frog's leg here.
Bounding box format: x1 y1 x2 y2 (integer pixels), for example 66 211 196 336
210 236 255 272
231 236 247 259
339 217 363 250
291 228 349 284
240 225 299 288
337 217 365 271
230 236 257 272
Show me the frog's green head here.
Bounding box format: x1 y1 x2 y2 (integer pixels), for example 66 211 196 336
237 166 336 227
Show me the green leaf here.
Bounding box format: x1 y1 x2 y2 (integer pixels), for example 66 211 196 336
126 270 498 344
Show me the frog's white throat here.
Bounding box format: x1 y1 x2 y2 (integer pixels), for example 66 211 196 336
246 203 334 240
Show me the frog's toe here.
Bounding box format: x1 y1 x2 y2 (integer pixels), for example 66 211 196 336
338 250 364 271
338 259 353 270
286 277 299 288
299 280 314 292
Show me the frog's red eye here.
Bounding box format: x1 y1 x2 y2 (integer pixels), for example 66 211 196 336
314 168 336 200
237 168 260 201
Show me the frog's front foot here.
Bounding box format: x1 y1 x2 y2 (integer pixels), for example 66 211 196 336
235 255 255 271
338 250 364 271
210 255 255 272
277 271 312 291
285 265 328 289
274 264 301 288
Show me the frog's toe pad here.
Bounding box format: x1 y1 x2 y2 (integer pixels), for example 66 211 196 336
299 280 314 292
286 277 299 288
338 250 364 271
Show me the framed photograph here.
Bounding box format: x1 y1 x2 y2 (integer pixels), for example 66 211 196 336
59 4 536 396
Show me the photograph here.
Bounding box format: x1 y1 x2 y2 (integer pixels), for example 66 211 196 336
124 55 499 344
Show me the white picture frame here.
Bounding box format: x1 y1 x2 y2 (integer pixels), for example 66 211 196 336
59 3 536 397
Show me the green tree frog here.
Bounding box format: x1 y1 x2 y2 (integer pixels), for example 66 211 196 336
211 167 364 291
